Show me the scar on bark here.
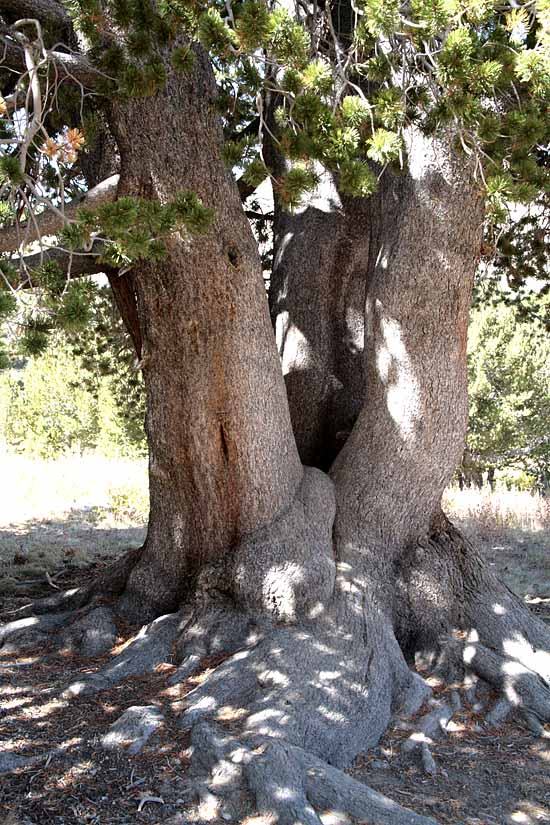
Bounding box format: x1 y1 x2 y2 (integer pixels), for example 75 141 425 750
227 243 242 268
220 422 229 461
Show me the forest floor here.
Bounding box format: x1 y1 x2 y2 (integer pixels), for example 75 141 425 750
0 456 549 825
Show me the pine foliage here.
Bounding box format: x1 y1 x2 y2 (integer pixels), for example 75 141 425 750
0 0 548 363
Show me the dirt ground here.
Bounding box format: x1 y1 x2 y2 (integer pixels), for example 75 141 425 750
1 488 549 825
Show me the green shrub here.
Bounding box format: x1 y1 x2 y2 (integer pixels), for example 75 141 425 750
0 345 99 457
0 336 146 459
0 283 147 459
466 298 550 488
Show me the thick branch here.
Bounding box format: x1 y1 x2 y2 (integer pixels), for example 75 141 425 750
18 245 142 359
0 31 98 88
18 240 107 282
108 271 142 359
0 0 70 28
0 174 119 254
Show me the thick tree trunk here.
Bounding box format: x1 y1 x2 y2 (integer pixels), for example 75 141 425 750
104 48 305 619
332 130 482 548
3 9 549 823
269 169 369 468
329 130 550 711
263 125 550 766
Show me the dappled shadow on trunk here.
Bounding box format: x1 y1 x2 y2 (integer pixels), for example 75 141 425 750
398 515 550 736
269 181 369 471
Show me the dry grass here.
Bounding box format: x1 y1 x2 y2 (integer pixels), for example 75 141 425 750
443 484 550 607
2 451 547 535
443 485 550 533
0 452 148 595
0 451 148 526
0 453 548 608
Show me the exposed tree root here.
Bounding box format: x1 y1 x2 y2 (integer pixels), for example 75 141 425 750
0 611 74 653
2 503 549 823
59 605 118 657
457 633 550 733
175 614 431 769
63 612 181 697
190 720 438 825
401 699 454 755
169 597 267 685
6 546 143 621
1 552 438 821
400 515 550 731
101 704 164 754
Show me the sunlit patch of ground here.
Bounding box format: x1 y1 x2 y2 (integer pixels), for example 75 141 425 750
0 453 148 600
443 485 550 625
0 453 148 526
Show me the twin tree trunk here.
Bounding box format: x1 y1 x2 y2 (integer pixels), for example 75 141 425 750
96 44 549 772
2 3 549 819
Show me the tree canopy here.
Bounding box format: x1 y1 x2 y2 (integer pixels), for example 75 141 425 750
0 0 548 348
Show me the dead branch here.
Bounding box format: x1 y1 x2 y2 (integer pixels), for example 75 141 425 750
0 174 119 254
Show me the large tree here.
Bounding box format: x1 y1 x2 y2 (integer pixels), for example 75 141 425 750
1 0 549 821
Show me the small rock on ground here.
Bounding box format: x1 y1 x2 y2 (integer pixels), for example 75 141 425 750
101 705 164 755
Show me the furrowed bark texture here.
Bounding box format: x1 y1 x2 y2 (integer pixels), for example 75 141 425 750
269 170 369 469
332 130 484 552
105 46 303 619
323 129 550 702
4 12 549 822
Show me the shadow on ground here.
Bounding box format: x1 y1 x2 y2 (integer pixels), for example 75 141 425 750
0 511 548 824
0 624 549 825
0 509 146 603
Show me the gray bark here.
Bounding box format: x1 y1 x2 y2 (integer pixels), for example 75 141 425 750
265 126 550 764
326 129 550 711
269 168 369 468
332 129 484 551
5 16 549 818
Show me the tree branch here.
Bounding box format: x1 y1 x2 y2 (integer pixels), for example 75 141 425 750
0 0 71 28
0 29 99 88
467 435 550 466
17 240 107 283
18 241 142 359
237 176 260 202
108 271 142 359
0 174 119 254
